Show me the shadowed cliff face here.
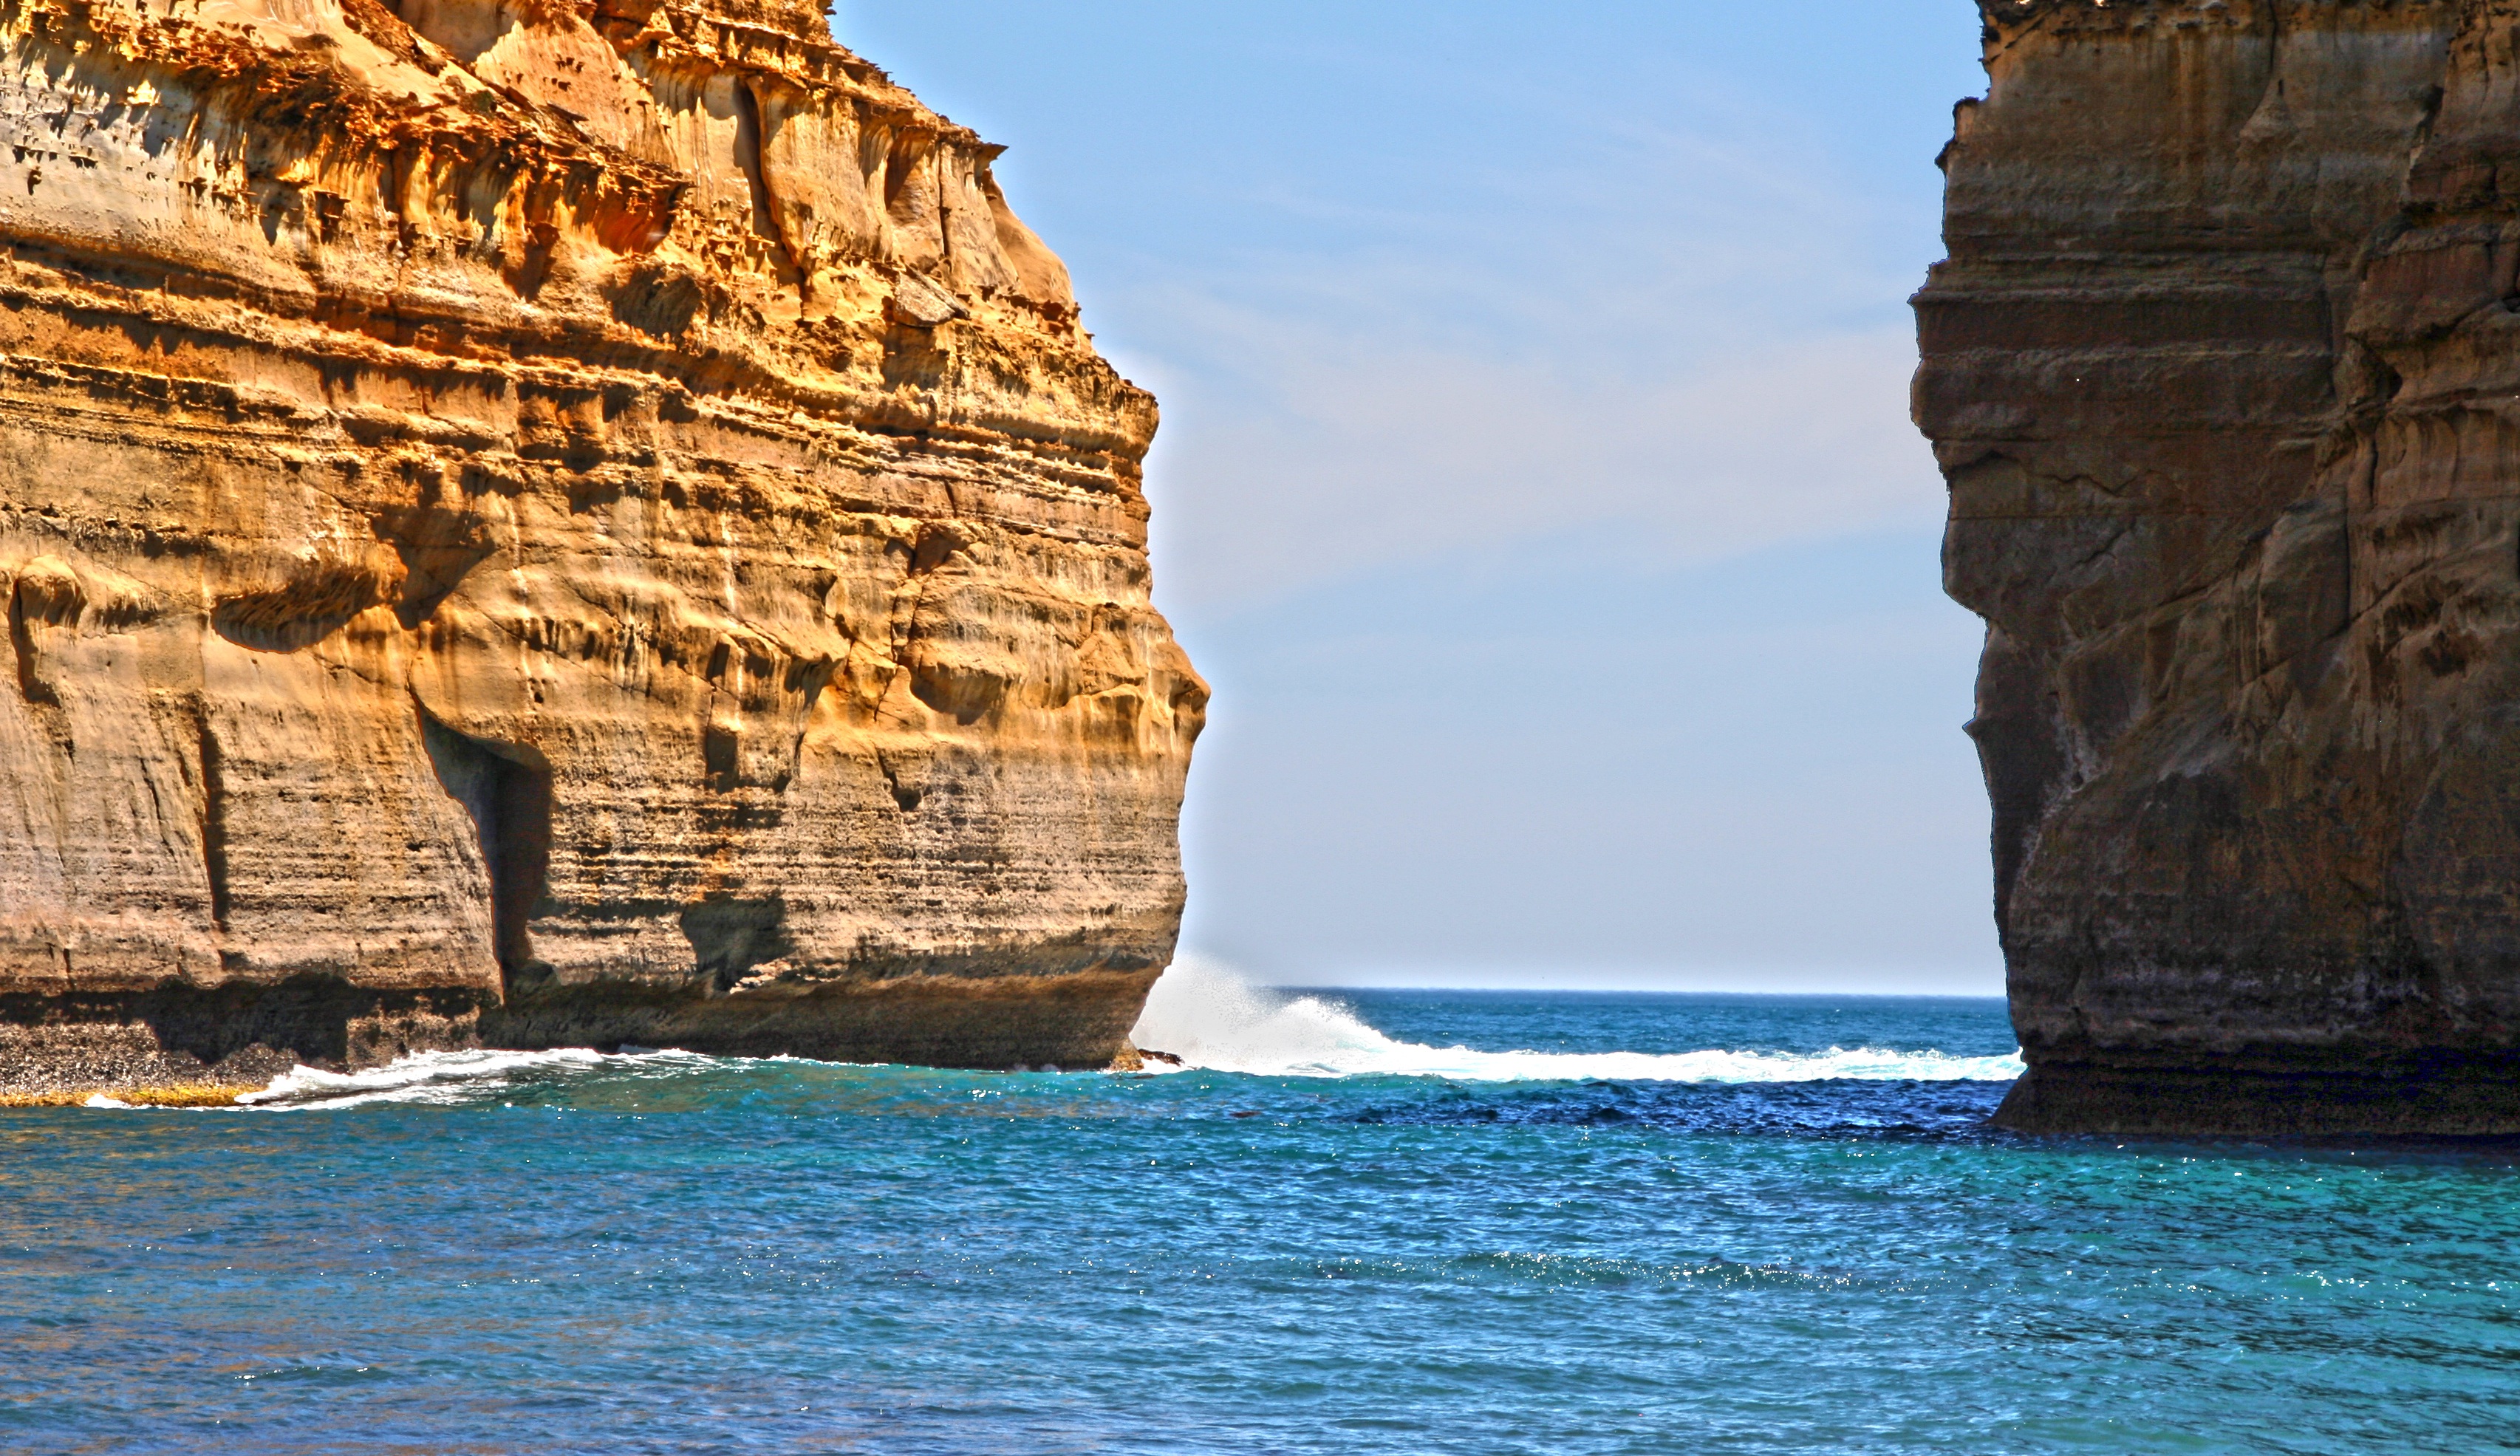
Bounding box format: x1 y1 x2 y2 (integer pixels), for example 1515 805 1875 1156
1916 0 2520 1133
0 0 1205 1092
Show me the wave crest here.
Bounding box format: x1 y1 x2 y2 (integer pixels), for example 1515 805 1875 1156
237 1047 710 1110
1127 960 2023 1083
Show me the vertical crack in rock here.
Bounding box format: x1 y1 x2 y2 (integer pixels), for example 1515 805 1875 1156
7 578 52 711
731 80 782 248
194 704 232 934
420 711 556 997
701 722 740 793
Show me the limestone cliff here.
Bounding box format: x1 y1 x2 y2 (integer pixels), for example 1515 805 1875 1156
0 0 1205 1096
1915 0 2520 1132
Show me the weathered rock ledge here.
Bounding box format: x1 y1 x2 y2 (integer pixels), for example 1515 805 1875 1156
0 0 1204 1094
1918 0 2520 1133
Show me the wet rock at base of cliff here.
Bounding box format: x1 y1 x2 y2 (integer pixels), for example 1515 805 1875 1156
0 0 1204 1094
1920 0 2520 1134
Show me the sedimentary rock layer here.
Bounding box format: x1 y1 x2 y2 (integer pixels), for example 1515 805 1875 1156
1914 0 2520 1132
0 0 1204 1093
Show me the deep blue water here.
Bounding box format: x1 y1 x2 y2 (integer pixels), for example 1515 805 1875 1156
4 988 2517 1455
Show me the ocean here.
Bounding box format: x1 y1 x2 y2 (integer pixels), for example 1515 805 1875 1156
4 967 2514 1455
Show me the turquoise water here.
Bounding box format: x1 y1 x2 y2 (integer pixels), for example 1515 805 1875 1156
4 980 2517 1455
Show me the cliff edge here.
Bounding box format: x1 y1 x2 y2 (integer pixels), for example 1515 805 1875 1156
1915 0 2520 1132
0 0 1205 1096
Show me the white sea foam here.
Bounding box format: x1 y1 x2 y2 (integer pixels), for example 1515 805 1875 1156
1127 959 2024 1083
236 1047 708 1110
83 965 2015 1111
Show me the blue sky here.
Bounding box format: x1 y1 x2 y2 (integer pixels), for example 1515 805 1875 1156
843 2 1998 992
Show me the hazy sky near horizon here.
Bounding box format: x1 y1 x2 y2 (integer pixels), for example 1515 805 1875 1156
844 2 1998 994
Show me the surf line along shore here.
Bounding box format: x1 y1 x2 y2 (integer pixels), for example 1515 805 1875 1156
0 0 1205 1101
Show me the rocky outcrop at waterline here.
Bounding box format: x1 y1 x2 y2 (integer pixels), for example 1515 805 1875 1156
1916 0 2520 1133
0 0 1204 1096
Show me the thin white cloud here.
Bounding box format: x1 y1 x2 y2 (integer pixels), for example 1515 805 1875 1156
1078 64 1942 613
1127 304 1939 609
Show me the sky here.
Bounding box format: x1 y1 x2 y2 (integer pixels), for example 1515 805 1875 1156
843 1 1998 994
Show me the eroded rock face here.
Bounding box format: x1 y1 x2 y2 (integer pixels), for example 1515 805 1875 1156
1913 0 2520 1132
0 0 1205 1093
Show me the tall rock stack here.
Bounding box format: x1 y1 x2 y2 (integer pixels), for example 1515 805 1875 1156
1914 0 2520 1132
0 0 1205 1096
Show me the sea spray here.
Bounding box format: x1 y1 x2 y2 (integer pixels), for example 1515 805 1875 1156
236 1047 716 1111
95 972 2025 1113
1127 960 2025 1081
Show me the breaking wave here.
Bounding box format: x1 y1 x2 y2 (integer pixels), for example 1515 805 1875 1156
237 1047 716 1110
1127 960 2024 1083
77 963 2018 1111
